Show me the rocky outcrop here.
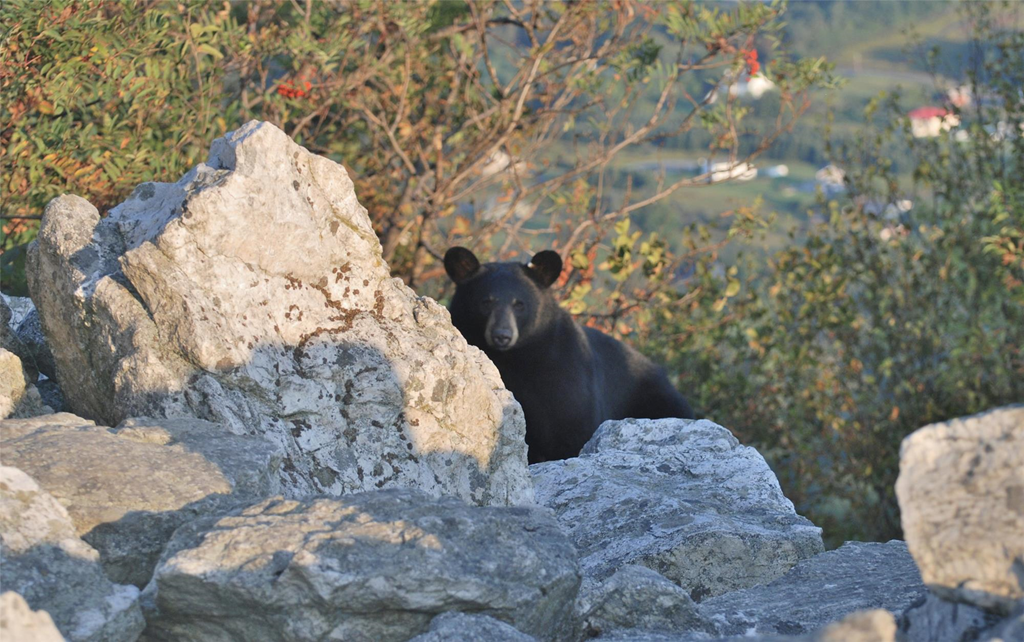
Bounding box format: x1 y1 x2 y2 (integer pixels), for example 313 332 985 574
0 591 65 642
577 565 715 639
2 296 60 409
895 404 1024 615
408 612 538 642
27 120 530 506
143 489 579 641
898 593 1003 642
0 413 281 587
532 418 824 600
698 540 927 637
0 348 51 419
0 465 145 641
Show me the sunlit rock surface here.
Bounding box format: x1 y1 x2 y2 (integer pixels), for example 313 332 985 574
0 591 65 642
142 489 579 641
0 465 144 641
532 418 824 600
27 120 530 505
0 413 280 587
896 404 1024 615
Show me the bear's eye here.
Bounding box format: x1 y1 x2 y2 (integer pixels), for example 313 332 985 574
512 300 526 312
481 298 497 312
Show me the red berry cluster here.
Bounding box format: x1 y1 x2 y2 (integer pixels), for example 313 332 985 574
742 49 760 76
277 77 312 99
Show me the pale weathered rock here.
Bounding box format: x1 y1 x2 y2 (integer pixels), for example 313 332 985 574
0 413 281 587
0 411 95 440
699 541 927 637
895 405 1024 615
0 348 26 417
577 565 715 639
27 121 530 506
0 466 145 641
144 489 580 642
898 592 1003 642
408 612 538 642
0 348 51 419
532 418 824 599
814 609 897 642
0 591 65 642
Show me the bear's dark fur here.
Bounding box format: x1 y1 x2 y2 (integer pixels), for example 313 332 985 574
445 247 694 463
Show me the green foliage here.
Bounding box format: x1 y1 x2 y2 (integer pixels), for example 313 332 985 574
2 0 831 299
652 1 1024 546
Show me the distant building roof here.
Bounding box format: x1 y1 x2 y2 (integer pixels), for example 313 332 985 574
909 106 949 120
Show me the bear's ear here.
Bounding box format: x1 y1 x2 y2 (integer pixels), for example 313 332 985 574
526 250 563 288
444 247 481 284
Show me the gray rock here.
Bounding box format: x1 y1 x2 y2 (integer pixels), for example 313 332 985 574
15 308 58 381
983 604 1024 641
895 405 1024 615
35 375 67 412
0 411 95 440
143 489 580 642
0 466 145 641
0 348 52 419
408 612 538 641
578 565 715 639
0 296 10 344
579 610 901 642
27 121 531 507
0 591 65 642
532 418 824 599
1 297 56 382
898 592 1003 642
0 413 281 587
699 541 927 637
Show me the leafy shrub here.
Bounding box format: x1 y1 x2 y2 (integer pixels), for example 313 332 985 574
2 0 830 301
655 1 1023 545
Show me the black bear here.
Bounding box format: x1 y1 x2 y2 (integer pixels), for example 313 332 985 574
444 246 694 463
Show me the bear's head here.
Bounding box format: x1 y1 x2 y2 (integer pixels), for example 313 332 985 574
444 247 563 353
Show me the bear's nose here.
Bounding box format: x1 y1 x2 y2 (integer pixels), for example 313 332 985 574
491 329 514 348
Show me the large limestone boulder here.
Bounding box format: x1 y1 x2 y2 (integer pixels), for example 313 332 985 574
0 413 281 587
143 489 580 641
895 405 1024 615
698 541 927 637
532 418 824 600
0 591 65 642
0 465 145 641
27 120 530 505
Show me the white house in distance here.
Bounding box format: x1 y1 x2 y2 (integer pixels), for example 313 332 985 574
729 73 776 99
702 159 757 182
909 106 961 138
705 73 776 104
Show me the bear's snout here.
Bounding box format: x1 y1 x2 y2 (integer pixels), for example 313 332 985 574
485 307 519 351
